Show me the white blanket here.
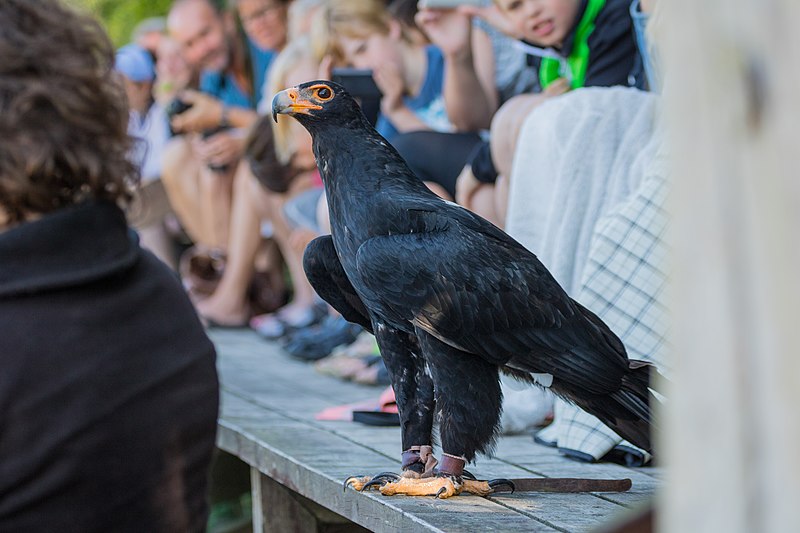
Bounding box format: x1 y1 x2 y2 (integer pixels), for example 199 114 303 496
505 87 669 461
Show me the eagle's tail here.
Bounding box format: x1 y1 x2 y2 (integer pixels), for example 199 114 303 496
603 359 657 453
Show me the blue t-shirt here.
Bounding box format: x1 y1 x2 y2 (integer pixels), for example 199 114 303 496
376 45 451 141
199 40 275 109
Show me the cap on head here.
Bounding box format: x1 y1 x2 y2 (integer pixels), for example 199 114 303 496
114 43 155 83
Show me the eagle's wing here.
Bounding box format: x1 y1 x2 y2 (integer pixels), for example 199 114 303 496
355 206 627 394
304 235 373 333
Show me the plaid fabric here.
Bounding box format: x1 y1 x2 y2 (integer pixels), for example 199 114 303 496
537 169 669 462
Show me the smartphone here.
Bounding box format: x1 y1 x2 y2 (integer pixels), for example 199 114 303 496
331 68 382 126
331 68 381 98
418 0 484 9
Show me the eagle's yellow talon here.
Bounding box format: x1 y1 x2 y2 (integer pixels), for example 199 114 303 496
378 475 462 498
461 479 493 496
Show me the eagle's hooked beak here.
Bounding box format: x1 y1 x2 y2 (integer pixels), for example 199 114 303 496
271 87 322 122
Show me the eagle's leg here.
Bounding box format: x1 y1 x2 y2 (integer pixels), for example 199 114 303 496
420 330 502 464
344 322 436 493
374 323 436 473
418 330 512 498
350 329 511 498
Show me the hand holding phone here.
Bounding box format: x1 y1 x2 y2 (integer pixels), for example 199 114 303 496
419 0 519 40
415 3 473 56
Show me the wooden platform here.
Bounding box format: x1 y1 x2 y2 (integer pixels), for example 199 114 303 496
211 328 660 532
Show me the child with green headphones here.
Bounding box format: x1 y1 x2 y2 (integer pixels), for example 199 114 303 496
416 0 641 226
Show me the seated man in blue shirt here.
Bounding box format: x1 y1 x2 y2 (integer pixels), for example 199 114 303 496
163 0 276 253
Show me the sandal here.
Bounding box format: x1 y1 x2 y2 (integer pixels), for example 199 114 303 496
314 354 381 380
179 245 226 302
329 331 379 359
315 386 398 427
351 358 391 386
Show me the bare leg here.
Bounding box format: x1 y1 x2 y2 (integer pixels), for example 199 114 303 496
494 174 510 228
467 185 502 228
423 180 451 201
198 163 235 250
161 136 205 244
128 179 178 269
162 134 236 250
137 224 177 270
484 94 550 229
265 172 319 320
489 94 547 179
195 164 264 326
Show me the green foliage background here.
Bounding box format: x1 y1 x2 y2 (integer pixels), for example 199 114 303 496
67 0 173 47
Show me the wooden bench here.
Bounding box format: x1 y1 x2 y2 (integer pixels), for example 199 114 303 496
211 329 660 532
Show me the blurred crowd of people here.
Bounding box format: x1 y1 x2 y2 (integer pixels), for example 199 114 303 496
116 0 666 461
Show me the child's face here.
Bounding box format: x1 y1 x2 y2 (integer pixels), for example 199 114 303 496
495 0 580 48
337 30 403 72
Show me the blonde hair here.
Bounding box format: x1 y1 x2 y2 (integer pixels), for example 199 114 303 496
287 0 326 41
266 36 315 164
310 0 405 64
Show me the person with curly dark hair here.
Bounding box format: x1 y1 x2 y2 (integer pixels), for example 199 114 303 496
0 1 219 531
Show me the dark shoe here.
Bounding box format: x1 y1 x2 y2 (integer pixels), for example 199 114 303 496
282 315 363 361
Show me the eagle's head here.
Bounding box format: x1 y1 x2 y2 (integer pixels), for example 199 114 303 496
271 80 364 128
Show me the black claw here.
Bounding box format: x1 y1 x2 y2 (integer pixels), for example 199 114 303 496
488 478 515 493
343 476 364 492
461 470 477 480
371 472 400 484
361 472 400 492
360 479 384 491
435 486 447 499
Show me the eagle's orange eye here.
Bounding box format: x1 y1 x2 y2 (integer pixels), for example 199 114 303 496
315 86 332 100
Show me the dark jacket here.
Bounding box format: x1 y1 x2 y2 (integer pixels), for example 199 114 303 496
0 201 219 533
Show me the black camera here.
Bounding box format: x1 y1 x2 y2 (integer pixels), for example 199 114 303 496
165 97 193 136
165 97 231 173
165 97 193 119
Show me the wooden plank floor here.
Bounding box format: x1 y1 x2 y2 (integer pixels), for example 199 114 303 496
211 329 660 533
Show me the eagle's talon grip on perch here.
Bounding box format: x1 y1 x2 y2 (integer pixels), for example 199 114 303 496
377 474 463 498
489 478 515 493
343 475 371 492
360 472 400 491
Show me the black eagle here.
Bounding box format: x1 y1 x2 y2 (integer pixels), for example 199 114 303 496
272 81 660 498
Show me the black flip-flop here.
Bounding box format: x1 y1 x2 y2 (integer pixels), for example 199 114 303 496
351 410 400 427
